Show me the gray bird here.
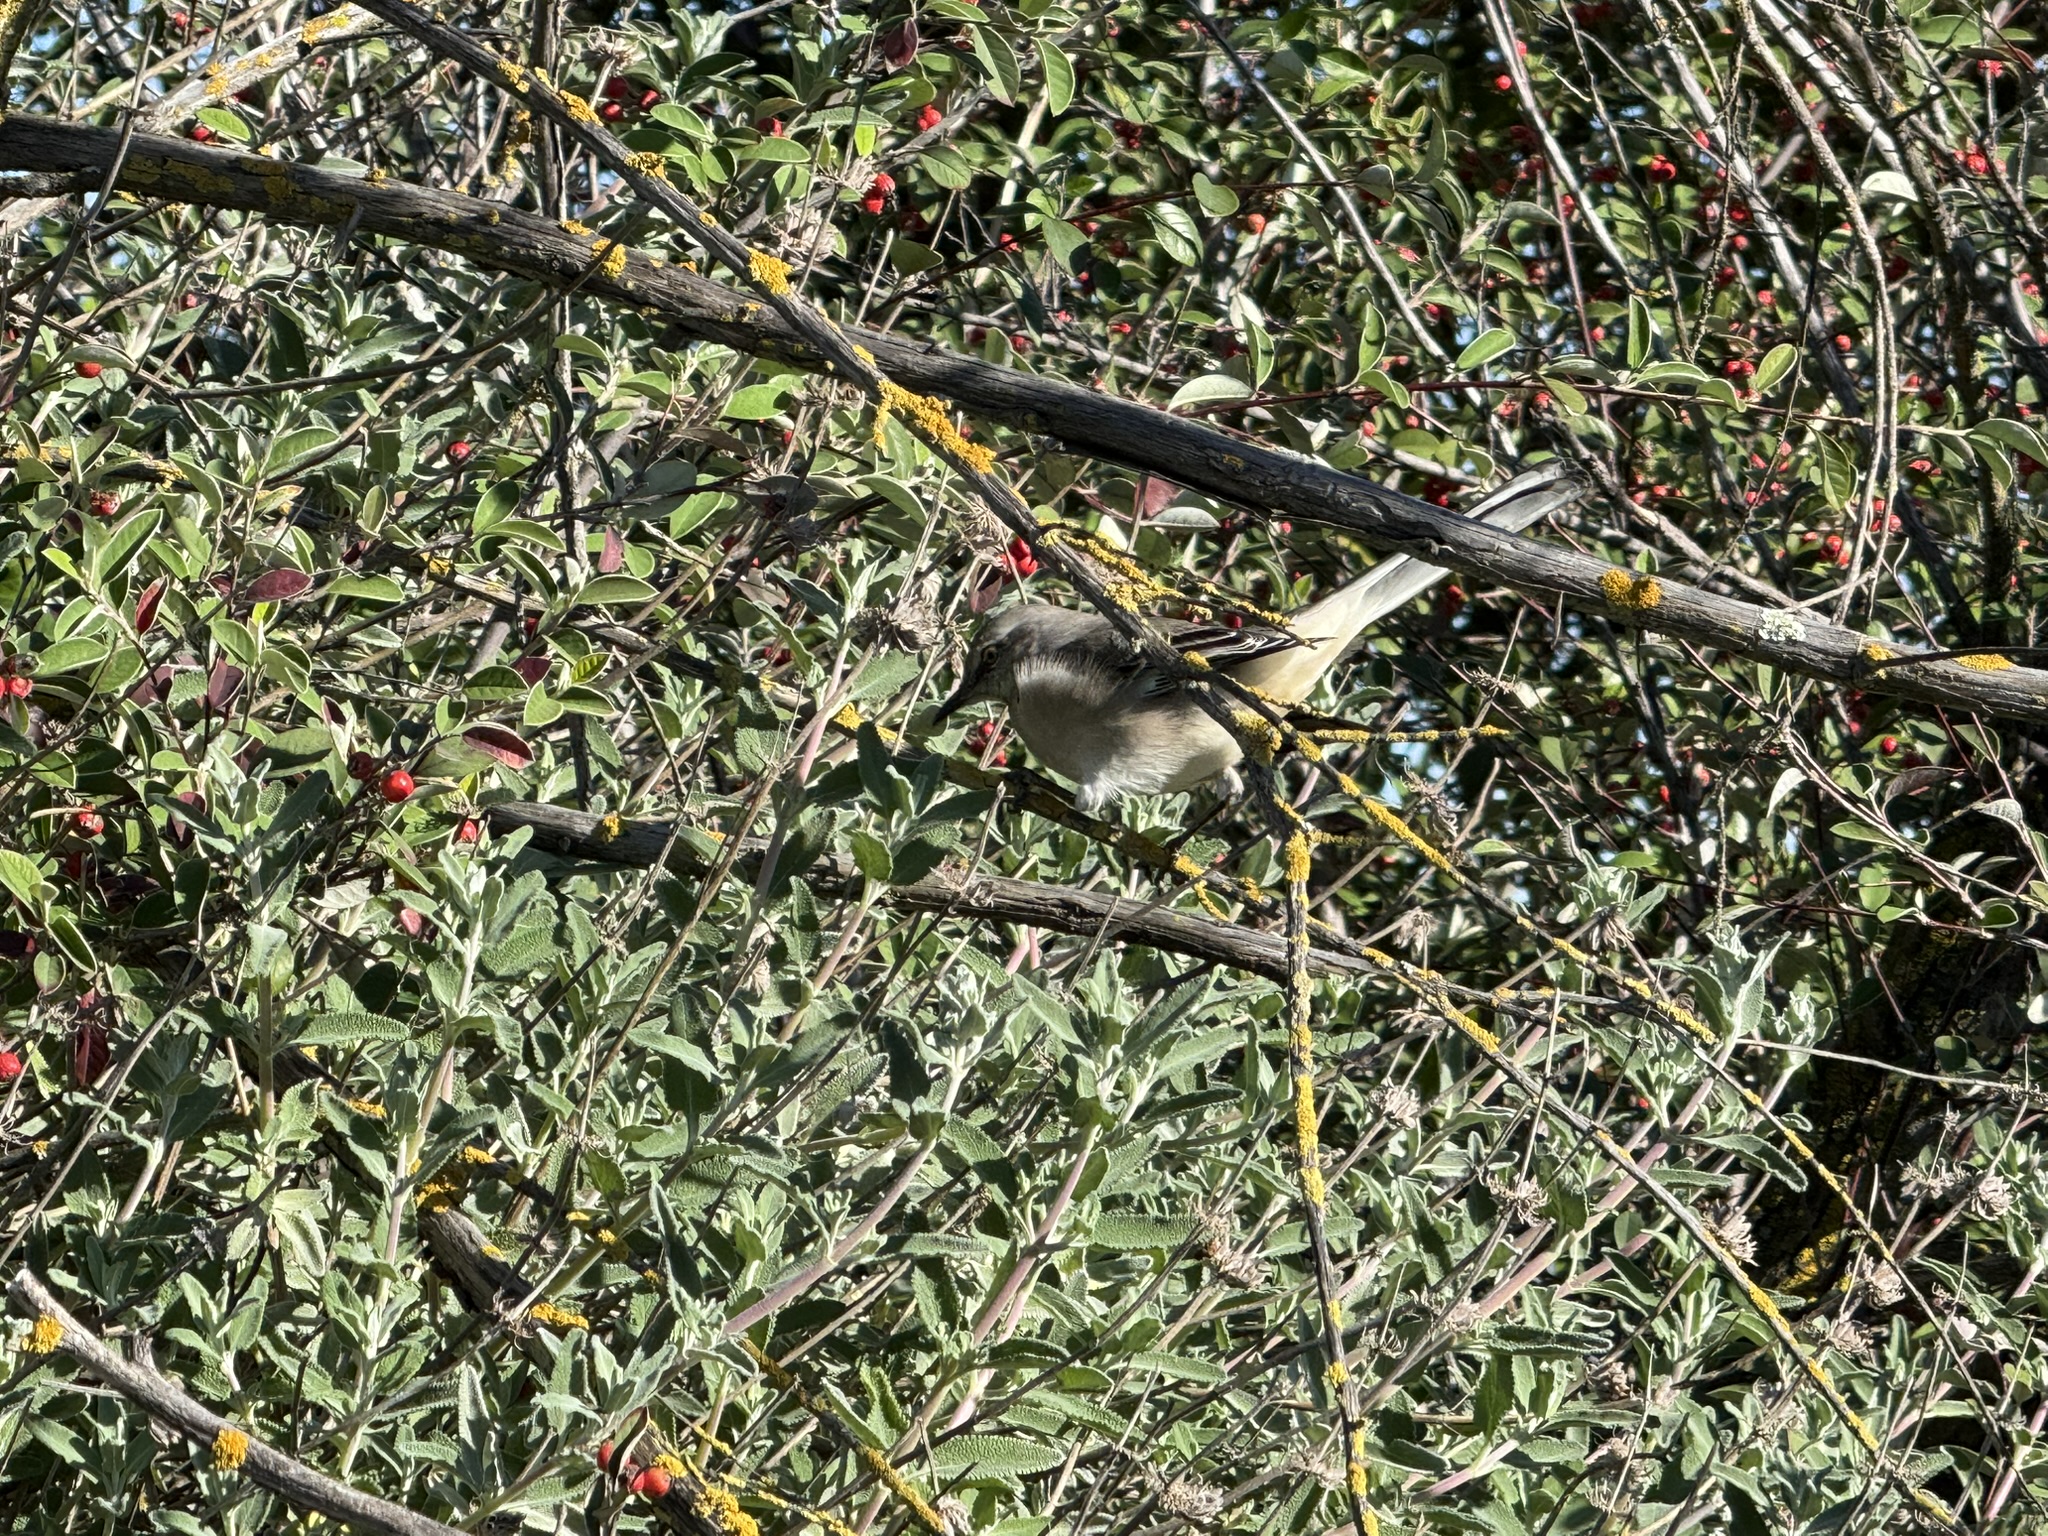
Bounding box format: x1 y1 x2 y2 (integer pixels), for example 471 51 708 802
934 465 1578 815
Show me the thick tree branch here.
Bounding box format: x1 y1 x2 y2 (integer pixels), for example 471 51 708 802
488 799 1386 985
5 117 2048 722
5 1269 465 1536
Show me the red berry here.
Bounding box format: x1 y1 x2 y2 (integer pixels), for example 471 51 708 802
171 9 189 25
1493 74 1514 91
1010 334 1030 353
456 818 481 845
4 676 30 700
0 1051 19 1082
597 1441 616 1471
189 124 213 142
88 490 118 516
870 173 896 196
638 89 661 110
73 809 103 839
347 751 377 782
603 78 632 101
862 194 887 215
447 440 473 462
916 104 943 132
967 327 988 345
1646 155 1677 183
757 117 784 137
1242 212 1267 234
633 1467 672 1498
1110 321 1133 335
601 101 625 122
75 361 103 379
996 232 1020 252
1880 736 1899 755
380 769 415 803
1823 534 1844 557
180 292 200 310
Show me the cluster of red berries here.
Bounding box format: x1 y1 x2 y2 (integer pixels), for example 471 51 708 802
969 719 1006 766
598 75 663 123
348 752 416 803
914 103 943 133
0 655 32 700
1110 118 1146 149
595 1441 674 1499
1004 537 1038 578
860 173 896 215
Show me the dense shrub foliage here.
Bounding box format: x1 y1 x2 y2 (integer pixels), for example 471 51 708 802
3 1 2048 1533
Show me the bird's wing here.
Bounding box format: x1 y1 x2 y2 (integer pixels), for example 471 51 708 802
1234 463 1586 702
1132 619 1299 698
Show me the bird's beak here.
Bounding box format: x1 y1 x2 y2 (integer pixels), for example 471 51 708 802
932 673 976 724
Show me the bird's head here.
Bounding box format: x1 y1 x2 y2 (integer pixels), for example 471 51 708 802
934 605 1070 720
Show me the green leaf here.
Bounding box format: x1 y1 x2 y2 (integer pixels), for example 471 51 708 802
195 107 252 143
740 136 814 164
1457 327 1516 370
1168 374 1251 411
1089 1215 1195 1250
891 239 944 275
46 911 94 969
1126 1350 1227 1384
969 26 1021 104
850 831 893 882
931 1435 1065 1476
1038 217 1089 273
1036 38 1074 114
1191 173 1239 216
296 1011 411 1047
575 576 657 607
0 850 48 909
724 381 794 420
1970 417 2048 464
1145 202 1203 266
326 574 406 603
1752 342 1798 394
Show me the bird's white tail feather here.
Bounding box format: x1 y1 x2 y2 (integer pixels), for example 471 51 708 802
1235 464 1581 703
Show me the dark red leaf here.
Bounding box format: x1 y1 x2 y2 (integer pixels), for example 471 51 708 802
73 1021 109 1087
134 579 165 635
881 18 920 68
599 526 624 575
245 568 313 602
463 723 533 768
970 576 1005 614
205 660 244 712
512 656 550 687
128 664 177 705
1134 476 1180 518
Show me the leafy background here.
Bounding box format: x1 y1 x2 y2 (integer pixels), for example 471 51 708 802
3 0 2048 1533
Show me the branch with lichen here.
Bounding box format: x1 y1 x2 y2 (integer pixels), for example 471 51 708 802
5 117 2047 727
4 1269 467 1536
